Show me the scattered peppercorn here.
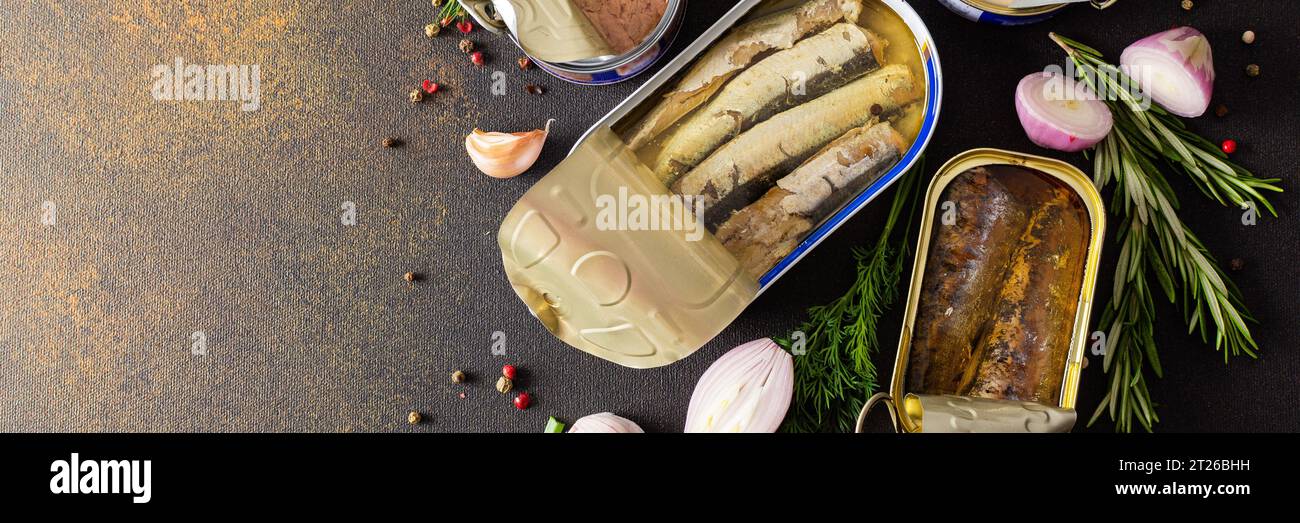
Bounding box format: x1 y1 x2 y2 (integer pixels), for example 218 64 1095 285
457 392 466 399
424 23 440 38
422 79 440 94
1246 64 1260 77
514 392 532 410
470 51 485 67
1229 258 1246 271
1180 0 1193 11
456 20 474 34
1242 30 1256 44
517 57 533 70
1221 139 1238 154
409 88 424 103
451 370 466 383
1215 104 1229 117
495 376 513 393
382 137 401 148
408 411 422 424
870 103 883 116
404 272 417 282
501 364 517 380
525 84 545 95
459 39 475 53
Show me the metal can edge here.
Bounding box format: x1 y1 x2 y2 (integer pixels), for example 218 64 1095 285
885 148 1107 431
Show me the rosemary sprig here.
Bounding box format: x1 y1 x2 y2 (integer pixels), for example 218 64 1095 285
779 158 924 433
1051 33 1283 432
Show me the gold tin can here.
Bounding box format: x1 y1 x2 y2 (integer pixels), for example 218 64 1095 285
858 148 1106 433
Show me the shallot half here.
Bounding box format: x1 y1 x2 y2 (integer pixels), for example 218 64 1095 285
1015 71 1113 152
465 119 553 179
684 338 793 433
1121 26 1215 118
567 413 645 433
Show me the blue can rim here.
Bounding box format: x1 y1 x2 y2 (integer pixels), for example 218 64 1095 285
756 0 944 291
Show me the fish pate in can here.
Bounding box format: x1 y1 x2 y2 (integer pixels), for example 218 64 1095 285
462 0 686 85
497 0 942 368
858 148 1105 433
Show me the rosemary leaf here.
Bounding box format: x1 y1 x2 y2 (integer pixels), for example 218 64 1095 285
1051 33 1283 432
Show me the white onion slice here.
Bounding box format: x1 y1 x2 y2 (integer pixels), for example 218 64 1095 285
1121 26 1215 118
1015 72 1113 152
684 338 793 433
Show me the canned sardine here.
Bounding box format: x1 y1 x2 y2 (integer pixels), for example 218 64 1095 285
937 0 1117 26
463 0 686 85
859 148 1106 433
498 0 943 368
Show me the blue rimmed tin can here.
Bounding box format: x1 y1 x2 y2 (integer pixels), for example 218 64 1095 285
937 0 1117 26
462 0 686 85
497 0 943 368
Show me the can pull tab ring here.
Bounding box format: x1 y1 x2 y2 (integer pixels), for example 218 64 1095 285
461 0 507 34
855 392 900 433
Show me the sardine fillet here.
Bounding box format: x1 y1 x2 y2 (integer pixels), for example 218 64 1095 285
776 121 907 216
907 169 1028 396
716 122 907 279
624 0 864 150
652 23 885 185
672 64 919 221
961 187 1089 403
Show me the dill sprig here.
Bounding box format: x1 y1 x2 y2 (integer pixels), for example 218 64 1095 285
1051 33 1283 432
779 158 925 433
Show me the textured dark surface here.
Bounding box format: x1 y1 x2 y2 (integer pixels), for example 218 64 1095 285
1 0 1296 433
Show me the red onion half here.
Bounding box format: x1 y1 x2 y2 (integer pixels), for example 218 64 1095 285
1121 26 1216 118
1015 72 1114 153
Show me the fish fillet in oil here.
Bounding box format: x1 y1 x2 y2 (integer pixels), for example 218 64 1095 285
716 122 908 278
652 23 886 186
672 64 920 221
623 0 864 150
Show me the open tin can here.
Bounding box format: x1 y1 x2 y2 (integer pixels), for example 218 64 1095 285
857 148 1105 433
937 0 1117 25
497 0 942 368
462 0 686 84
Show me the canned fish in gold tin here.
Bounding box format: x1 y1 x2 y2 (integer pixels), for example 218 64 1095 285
937 0 1117 25
857 148 1105 433
498 0 942 368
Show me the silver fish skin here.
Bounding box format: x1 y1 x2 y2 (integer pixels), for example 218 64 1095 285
776 121 908 217
715 122 908 279
623 0 864 150
672 64 920 220
652 23 885 186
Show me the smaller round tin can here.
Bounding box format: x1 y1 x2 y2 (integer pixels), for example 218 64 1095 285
463 0 686 85
937 0 1117 26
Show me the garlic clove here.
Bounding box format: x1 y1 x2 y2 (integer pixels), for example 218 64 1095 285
684 338 793 433
465 119 554 179
567 412 645 433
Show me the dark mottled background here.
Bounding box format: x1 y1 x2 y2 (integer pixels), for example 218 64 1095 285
1 0 1296 432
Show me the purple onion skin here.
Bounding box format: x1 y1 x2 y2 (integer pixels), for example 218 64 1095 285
1015 73 1113 153
1121 26 1215 118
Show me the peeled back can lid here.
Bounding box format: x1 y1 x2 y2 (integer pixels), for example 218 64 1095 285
857 393 1078 433
461 0 616 63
